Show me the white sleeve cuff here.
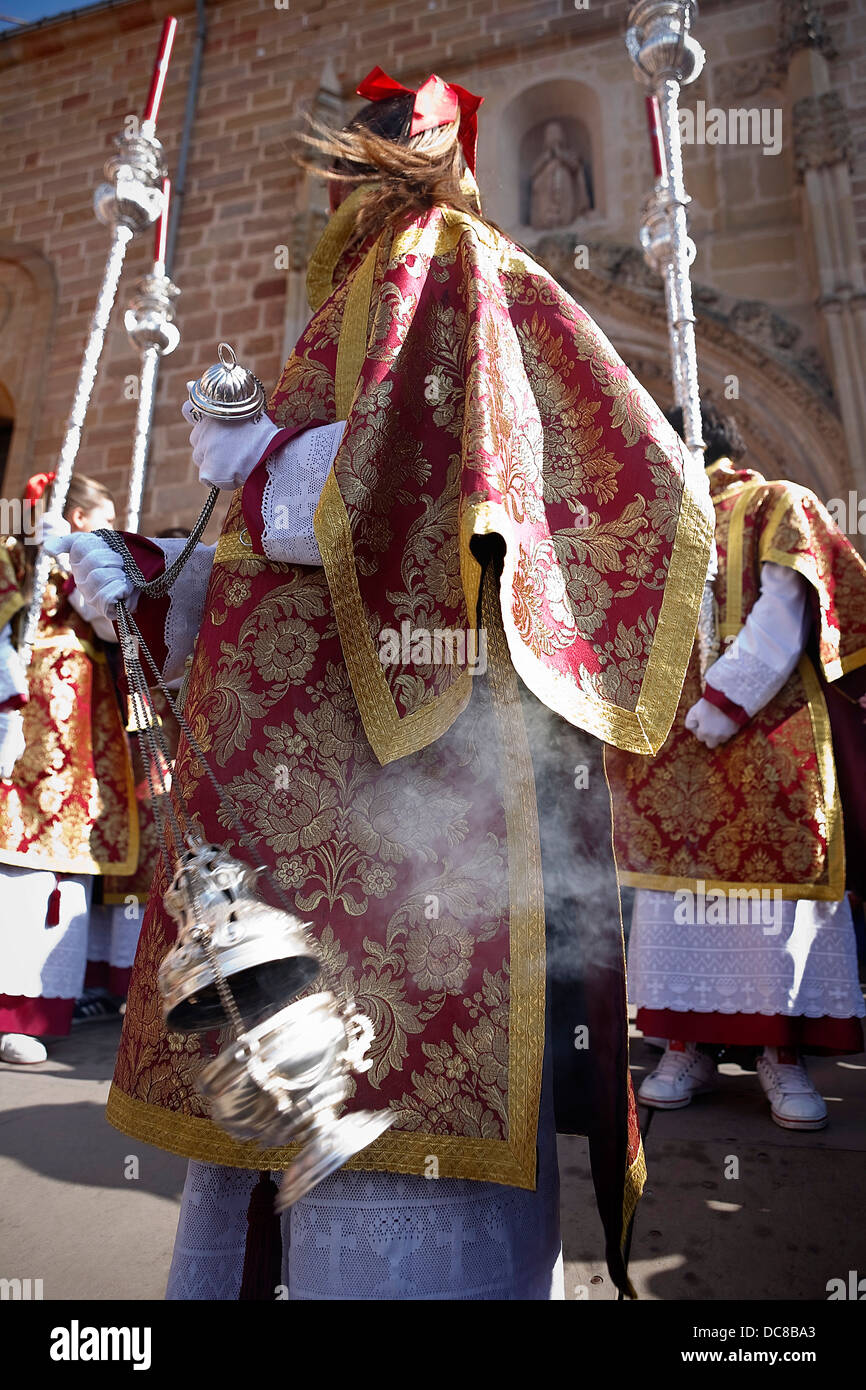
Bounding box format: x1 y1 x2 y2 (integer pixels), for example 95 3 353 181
706 562 811 716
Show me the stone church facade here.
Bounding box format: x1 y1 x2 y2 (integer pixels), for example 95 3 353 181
0 0 864 545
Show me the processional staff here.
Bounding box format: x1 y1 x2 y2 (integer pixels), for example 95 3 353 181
20 15 178 658
625 0 719 676
123 178 181 531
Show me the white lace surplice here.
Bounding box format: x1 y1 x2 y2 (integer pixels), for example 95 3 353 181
261 420 345 567
86 902 142 973
706 562 810 714
628 891 864 1019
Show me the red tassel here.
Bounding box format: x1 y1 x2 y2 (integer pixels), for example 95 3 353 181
238 1171 283 1301
46 875 62 927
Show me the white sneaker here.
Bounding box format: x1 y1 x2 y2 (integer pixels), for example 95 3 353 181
0 1032 48 1064
638 1040 718 1109
756 1047 827 1131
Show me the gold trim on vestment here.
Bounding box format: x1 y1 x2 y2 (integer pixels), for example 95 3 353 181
759 543 866 682
799 652 845 896
623 1141 647 1242
29 632 108 663
721 480 770 637
0 843 139 874
603 742 648 1277
316 471 476 766
467 487 713 756
334 238 380 420
214 529 253 566
106 575 547 1188
305 185 376 313
616 870 842 901
747 483 866 681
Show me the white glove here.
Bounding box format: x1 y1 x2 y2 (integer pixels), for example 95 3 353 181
183 387 281 491
0 709 25 779
685 697 739 749
35 510 71 547
44 532 139 622
67 586 120 643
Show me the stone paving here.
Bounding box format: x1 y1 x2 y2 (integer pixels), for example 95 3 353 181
1 1019 862 1301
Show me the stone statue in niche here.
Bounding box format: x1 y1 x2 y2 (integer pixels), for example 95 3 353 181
529 122 592 228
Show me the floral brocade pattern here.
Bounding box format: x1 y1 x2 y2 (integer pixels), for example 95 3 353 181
109 201 704 1184
0 549 137 874
606 464 866 898
112 513 540 1171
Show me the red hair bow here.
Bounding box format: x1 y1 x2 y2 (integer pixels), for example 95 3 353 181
24 472 55 505
356 65 484 175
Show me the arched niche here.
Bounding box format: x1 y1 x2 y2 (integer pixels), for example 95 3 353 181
494 79 605 241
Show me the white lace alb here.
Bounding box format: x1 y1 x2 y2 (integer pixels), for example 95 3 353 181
0 621 27 706
628 890 865 1019
86 902 142 971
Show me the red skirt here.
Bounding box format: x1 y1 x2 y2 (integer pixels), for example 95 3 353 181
637 1007 863 1055
0 993 75 1037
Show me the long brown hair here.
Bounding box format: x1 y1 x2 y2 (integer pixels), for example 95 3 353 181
296 91 491 252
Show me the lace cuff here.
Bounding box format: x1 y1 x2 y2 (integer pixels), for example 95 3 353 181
155 539 216 687
707 562 811 716
261 420 346 566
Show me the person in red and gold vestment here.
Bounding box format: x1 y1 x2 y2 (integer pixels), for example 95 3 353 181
0 473 138 1064
606 404 866 1130
59 70 715 1299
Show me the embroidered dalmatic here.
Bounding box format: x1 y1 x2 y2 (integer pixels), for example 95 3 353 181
606 459 866 900
106 193 714 1288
